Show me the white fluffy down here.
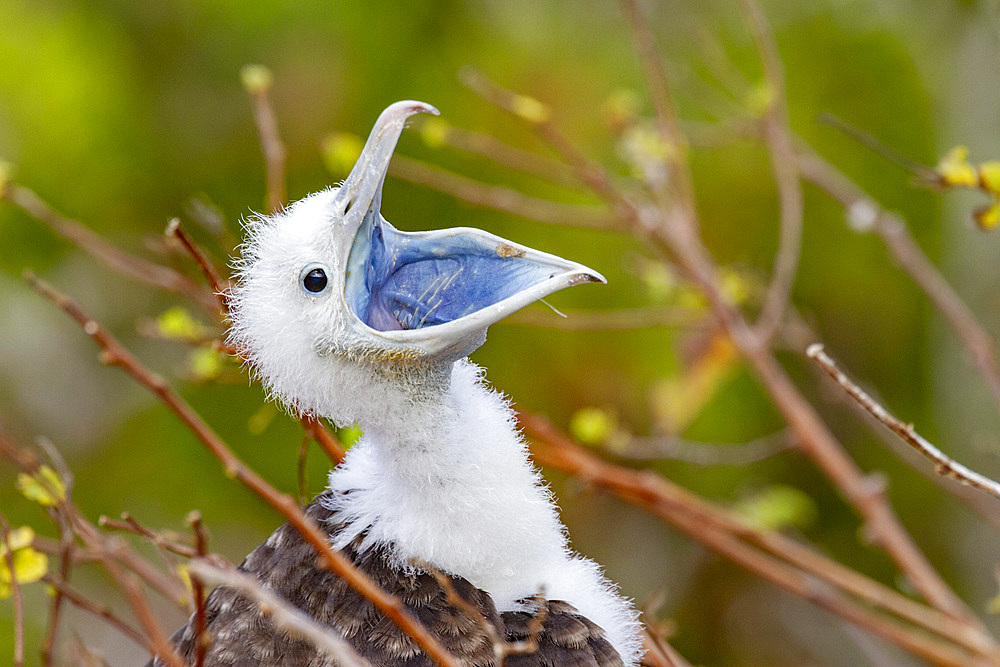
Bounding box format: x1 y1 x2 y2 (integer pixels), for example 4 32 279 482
227 189 642 664
324 361 642 665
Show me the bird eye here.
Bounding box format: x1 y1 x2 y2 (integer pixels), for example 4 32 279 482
300 264 329 295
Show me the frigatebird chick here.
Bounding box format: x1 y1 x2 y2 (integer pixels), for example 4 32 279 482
157 101 641 666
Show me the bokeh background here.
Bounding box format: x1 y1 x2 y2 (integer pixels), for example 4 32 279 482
3 0 1000 664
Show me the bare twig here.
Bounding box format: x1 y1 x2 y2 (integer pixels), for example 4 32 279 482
165 219 229 312
42 575 149 650
389 155 614 228
23 273 459 667
187 559 372 667
98 515 197 559
618 0 698 220
641 628 693 667
302 415 346 465
242 66 287 214
1 184 217 311
741 0 804 344
187 511 209 667
782 311 1000 532
616 431 793 465
421 120 580 188
0 510 25 667
808 344 1000 501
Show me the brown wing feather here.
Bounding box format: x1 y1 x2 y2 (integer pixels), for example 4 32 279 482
151 492 624 666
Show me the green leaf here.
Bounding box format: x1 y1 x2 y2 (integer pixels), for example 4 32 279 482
732 485 818 532
16 466 66 506
569 407 616 445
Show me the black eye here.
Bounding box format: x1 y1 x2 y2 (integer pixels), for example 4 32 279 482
302 267 328 293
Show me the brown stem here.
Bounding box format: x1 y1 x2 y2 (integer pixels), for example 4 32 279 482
166 219 229 312
741 0 804 344
246 81 287 214
42 574 150 650
389 156 613 228
2 184 217 311
618 0 698 222
808 344 1000 501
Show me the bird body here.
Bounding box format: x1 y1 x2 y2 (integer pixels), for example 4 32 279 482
157 101 641 666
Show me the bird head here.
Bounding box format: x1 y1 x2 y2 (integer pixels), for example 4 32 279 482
228 101 604 424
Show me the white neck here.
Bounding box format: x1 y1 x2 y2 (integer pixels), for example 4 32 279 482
323 359 641 665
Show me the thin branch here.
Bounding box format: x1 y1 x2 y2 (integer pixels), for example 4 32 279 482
781 310 1000 532
741 0 805 344
459 68 643 230
618 0 698 220
188 559 372 667
795 147 1000 413
187 511 209 667
23 273 459 667
41 575 150 651
423 120 580 188
641 628 693 667
302 415 346 465
388 155 614 228
99 514 197 559
165 219 229 312
1 184 217 311
0 510 25 667
242 66 287 214
616 430 794 465
808 344 1000 501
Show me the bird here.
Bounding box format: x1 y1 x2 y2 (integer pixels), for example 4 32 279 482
154 101 642 666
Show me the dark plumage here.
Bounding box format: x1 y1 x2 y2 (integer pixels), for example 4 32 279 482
153 492 624 666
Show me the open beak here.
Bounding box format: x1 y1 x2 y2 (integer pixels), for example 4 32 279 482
336 100 605 360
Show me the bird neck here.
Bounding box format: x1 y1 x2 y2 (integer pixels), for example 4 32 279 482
323 359 569 610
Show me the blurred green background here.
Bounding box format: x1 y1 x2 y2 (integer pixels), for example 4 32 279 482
2 0 1000 664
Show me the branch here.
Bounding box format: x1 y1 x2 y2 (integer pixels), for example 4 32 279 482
421 120 580 188
741 0 804 344
187 559 371 667
241 65 287 214
1 183 217 311
618 0 697 220
808 344 1000 501
187 511 209 667
23 273 459 667
41 575 149 651
388 155 614 228
165 219 229 312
